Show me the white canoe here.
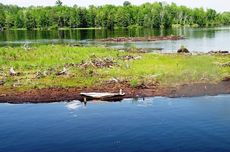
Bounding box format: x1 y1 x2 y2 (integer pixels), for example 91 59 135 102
80 92 125 99
80 89 125 100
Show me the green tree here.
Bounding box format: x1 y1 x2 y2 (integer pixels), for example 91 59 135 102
25 11 36 29
123 1 131 7
0 9 5 28
15 10 24 28
56 0 63 6
0 2 229 30
96 5 116 29
221 12 230 25
69 7 80 28
5 14 15 28
206 9 217 26
78 8 89 27
115 7 130 27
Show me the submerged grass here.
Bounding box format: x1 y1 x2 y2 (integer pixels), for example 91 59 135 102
0 45 229 91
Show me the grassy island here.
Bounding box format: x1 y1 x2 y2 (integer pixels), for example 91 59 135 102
0 45 230 89
0 45 229 94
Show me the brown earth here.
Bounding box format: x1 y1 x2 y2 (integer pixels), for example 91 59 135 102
0 80 229 104
98 35 185 42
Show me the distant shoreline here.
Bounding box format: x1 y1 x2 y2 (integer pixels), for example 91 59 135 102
0 1 229 30
2 27 102 31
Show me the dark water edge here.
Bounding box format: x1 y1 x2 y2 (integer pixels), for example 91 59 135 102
0 95 230 152
0 28 182 42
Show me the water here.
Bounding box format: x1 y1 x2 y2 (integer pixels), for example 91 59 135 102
1 27 230 52
1 95 230 152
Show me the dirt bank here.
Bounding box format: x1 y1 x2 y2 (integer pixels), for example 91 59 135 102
0 80 229 104
98 35 184 42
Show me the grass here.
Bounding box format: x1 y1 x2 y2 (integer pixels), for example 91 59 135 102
101 54 225 85
0 45 229 92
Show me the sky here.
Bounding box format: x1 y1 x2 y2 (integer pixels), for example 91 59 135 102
0 0 228 12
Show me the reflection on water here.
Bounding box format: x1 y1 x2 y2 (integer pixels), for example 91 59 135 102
1 95 230 152
65 100 83 111
1 27 230 52
0 27 221 42
65 98 150 111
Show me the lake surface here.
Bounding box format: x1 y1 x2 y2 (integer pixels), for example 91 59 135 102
1 27 230 52
0 27 230 52
1 95 230 152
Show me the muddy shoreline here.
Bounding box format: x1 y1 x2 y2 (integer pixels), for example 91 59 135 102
0 81 229 104
99 35 184 42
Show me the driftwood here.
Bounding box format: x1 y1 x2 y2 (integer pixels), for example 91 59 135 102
79 57 117 69
109 77 119 83
65 55 141 69
23 43 31 51
13 80 22 87
125 48 163 53
208 51 229 54
106 77 129 85
221 62 230 67
92 57 114 68
9 67 20 76
35 68 56 78
99 36 184 42
119 55 142 61
35 71 48 79
0 80 5 85
56 67 68 76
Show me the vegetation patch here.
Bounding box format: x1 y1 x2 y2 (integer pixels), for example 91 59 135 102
0 1 230 30
0 45 229 94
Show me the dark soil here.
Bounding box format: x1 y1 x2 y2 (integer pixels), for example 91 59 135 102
0 80 229 104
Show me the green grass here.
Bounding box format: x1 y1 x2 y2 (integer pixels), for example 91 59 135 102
100 53 227 85
0 45 229 91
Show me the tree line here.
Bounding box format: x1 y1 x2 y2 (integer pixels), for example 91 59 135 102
1 0 230 30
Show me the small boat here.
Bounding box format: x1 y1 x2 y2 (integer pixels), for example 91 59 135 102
80 89 125 101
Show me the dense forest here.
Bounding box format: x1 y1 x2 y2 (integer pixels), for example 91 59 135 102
1 0 230 30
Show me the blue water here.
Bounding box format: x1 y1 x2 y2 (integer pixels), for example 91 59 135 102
104 27 230 52
1 27 230 52
1 95 230 152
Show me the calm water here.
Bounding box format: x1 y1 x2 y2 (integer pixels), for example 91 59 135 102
1 95 230 152
1 27 230 52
